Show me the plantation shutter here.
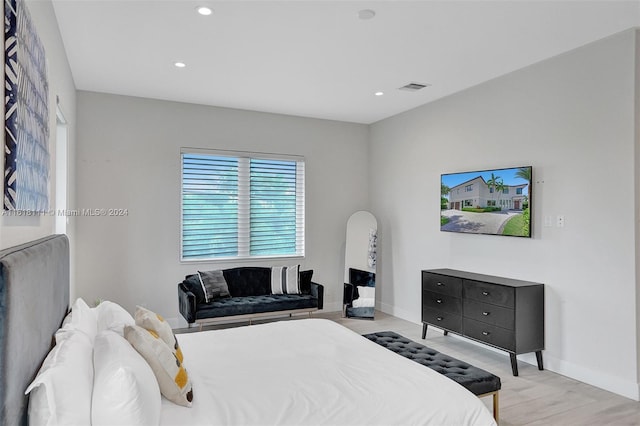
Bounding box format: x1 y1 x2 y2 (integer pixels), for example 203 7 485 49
181 154 239 259
181 150 304 261
249 159 304 256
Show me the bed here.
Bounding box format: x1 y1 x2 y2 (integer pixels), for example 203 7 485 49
164 319 496 425
2 235 496 426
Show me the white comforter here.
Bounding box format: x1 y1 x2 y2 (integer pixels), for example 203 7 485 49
161 319 496 426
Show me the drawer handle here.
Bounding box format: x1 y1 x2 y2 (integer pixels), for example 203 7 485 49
436 282 443 286
436 317 443 321
436 299 443 304
482 311 490 316
482 291 490 296
482 331 490 336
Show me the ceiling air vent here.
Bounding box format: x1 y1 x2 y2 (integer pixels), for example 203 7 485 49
398 82 430 92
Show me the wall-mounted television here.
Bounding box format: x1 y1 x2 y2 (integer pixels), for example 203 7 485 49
441 166 532 238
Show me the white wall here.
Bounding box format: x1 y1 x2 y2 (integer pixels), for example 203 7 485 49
75 92 369 324
370 30 638 399
0 0 77 292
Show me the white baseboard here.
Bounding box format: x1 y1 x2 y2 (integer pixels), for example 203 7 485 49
321 301 343 313
544 353 639 401
166 316 189 329
378 301 421 324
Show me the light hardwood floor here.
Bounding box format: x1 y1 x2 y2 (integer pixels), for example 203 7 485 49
178 311 640 425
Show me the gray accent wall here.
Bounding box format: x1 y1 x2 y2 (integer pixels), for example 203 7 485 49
370 29 638 399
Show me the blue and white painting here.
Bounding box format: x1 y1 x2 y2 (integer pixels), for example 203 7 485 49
4 0 49 211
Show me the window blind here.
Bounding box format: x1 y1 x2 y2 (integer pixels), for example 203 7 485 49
181 150 304 261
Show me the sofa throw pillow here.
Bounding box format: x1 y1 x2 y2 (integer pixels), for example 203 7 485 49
198 270 231 303
299 269 313 294
271 265 301 295
124 325 193 407
135 306 184 363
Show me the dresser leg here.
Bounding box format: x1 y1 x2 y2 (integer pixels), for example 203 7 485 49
422 323 428 339
443 330 448 336
535 351 544 370
509 353 519 376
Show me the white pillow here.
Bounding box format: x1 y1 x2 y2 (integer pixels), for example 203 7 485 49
55 298 98 344
352 297 375 308
353 286 375 308
356 286 375 299
25 331 93 426
92 330 161 426
95 301 135 336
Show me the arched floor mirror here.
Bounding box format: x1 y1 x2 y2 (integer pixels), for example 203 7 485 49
343 211 377 319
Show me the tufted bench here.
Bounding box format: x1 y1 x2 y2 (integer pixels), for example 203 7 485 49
363 331 501 422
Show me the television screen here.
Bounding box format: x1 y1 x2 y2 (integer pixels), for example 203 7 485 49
441 166 532 237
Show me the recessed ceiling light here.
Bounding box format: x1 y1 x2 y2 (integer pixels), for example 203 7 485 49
174 62 186 68
375 91 384 96
196 6 212 16
358 9 376 20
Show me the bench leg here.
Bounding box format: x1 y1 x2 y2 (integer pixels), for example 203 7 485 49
477 391 499 424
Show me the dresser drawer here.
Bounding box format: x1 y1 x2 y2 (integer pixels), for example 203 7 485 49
422 290 462 315
422 309 462 333
422 272 462 297
464 280 514 308
463 318 515 351
464 299 515 330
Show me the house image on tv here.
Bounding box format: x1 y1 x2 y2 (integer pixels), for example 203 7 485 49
447 176 528 211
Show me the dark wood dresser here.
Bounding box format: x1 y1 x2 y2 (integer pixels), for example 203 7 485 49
421 268 544 376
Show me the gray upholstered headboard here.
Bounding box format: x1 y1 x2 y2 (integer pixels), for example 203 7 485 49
0 235 70 426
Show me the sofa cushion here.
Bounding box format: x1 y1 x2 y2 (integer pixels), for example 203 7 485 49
195 294 318 319
183 274 205 304
222 267 272 297
198 270 231 302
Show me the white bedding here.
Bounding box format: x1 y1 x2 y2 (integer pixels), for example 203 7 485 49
162 319 496 426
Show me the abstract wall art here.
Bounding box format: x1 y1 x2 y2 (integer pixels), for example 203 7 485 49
4 0 49 211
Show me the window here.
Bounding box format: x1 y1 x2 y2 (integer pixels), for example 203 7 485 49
503 188 509 194
181 149 305 261
465 184 473 192
487 200 496 207
464 199 473 207
516 187 523 195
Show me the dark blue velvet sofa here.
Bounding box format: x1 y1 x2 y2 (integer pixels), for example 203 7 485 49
178 267 323 328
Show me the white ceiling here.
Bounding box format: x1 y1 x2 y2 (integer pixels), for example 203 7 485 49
51 0 640 124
